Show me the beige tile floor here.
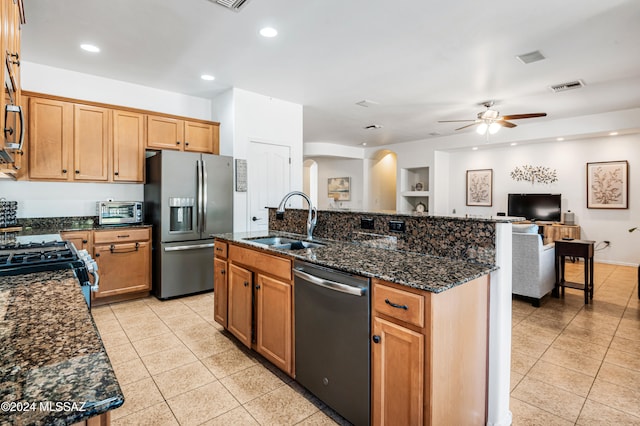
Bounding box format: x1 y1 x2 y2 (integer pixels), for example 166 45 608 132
92 262 639 425
511 262 640 425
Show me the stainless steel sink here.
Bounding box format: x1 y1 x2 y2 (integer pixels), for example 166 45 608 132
243 236 325 250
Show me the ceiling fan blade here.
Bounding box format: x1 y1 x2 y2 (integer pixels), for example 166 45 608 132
501 113 547 120
438 119 476 123
496 120 517 128
455 122 480 131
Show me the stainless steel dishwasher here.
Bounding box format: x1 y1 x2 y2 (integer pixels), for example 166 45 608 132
294 260 370 426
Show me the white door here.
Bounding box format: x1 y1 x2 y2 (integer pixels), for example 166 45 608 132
248 141 291 232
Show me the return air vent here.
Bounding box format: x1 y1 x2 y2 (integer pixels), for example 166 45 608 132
549 80 585 93
515 50 546 64
212 0 251 11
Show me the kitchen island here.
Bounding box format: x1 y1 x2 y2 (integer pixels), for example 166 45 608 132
0 270 123 425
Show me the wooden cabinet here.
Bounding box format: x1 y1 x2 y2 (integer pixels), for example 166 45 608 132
60 230 93 252
92 227 151 304
372 316 424 426
28 97 73 180
147 114 218 154
221 243 294 376
213 240 228 328
372 276 490 426
112 110 144 182
541 224 580 245
74 104 110 181
227 263 253 347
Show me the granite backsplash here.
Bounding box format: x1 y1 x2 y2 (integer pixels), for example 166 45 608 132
268 208 497 264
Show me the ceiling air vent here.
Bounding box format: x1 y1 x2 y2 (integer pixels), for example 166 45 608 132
364 124 382 129
549 79 585 93
515 50 546 64
212 0 251 11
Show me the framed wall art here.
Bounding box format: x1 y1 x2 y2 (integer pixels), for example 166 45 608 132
466 169 493 207
586 160 628 209
328 177 351 201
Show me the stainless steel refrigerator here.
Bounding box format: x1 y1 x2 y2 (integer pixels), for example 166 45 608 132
144 150 233 299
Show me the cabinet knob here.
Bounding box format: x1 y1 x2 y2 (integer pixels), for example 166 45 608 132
185 141 189 146
255 284 261 290
114 171 119 176
75 170 80 174
95 253 100 257
176 141 180 145
372 335 381 344
62 169 67 173
244 281 249 287
221 270 225 275
82 239 88 243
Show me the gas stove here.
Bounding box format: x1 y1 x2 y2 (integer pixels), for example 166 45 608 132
0 239 99 307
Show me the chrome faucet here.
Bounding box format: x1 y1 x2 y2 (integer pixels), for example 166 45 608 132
276 191 318 240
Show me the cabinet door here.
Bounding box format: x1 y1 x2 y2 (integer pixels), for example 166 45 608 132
60 230 92 252
146 115 184 150
28 98 73 180
113 110 144 182
93 241 151 298
372 316 424 426
184 121 213 153
74 104 110 181
255 274 292 374
227 263 253 348
213 257 228 328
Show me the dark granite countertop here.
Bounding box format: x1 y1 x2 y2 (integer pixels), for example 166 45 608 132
213 231 497 293
16 224 152 237
0 270 124 425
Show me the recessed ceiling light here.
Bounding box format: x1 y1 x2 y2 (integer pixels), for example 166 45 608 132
80 44 100 53
609 131 619 136
510 143 518 146
472 147 478 151
361 142 367 146
259 27 278 38
556 137 565 141
201 74 215 81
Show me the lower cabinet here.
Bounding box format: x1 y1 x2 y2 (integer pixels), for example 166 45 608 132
60 230 92 252
92 227 151 304
372 276 490 426
217 242 293 376
213 256 228 328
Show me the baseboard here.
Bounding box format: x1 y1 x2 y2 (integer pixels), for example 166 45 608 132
571 259 639 267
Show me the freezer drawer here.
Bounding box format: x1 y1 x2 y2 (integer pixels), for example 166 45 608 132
154 240 214 299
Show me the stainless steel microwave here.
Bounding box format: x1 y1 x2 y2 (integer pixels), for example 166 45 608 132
97 201 143 225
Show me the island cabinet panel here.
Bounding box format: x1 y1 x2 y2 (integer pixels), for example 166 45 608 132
228 244 291 281
74 104 110 181
213 256 228 328
255 274 292 374
92 227 151 304
372 316 424 426
28 98 73 180
372 275 490 426
227 263 253 348
112 110 144 182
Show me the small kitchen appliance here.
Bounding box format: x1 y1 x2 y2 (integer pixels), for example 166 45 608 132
97 201 143 225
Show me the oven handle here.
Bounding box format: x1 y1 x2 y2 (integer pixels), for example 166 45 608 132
293 269 366 296
90 270 100 292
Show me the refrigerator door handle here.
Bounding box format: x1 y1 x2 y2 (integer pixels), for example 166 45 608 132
202 158 208 232
164 243 215 252
196 159 203 234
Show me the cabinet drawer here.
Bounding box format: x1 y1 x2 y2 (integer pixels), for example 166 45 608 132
214 240 228 258
229 244 291 281
373 282 425 328
94 227 151 244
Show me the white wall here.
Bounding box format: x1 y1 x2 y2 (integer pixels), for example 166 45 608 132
2 62 215 218
212 88 303 232
444 134 640 265
367 151 397 211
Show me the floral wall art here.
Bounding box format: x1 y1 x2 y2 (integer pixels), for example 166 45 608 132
510 165 558 185
587 160 628 209
466 169 493 206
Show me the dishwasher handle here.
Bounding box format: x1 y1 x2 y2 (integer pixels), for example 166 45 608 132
294 268 366 297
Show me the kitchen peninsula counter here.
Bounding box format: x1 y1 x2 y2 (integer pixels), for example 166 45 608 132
213 231 497 293
0 270 123 425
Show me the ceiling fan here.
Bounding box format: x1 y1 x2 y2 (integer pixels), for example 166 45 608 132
438 101 547 135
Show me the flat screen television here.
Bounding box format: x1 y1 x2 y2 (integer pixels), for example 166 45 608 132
507 193 561 222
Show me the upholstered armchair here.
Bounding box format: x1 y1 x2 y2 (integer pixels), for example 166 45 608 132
512 224 556 307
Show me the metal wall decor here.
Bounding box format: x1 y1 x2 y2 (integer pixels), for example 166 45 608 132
586 160 628 209
510 165 558 184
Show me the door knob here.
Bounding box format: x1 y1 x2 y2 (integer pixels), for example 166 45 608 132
252 216 261 222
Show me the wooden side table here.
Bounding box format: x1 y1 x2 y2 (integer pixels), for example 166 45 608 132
553 239 595 304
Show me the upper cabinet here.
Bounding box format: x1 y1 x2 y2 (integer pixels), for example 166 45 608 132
74 104 110 181
113 110 144 182
147 114 219 154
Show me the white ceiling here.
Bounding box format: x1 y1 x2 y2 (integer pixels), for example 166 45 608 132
20 0 640 147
